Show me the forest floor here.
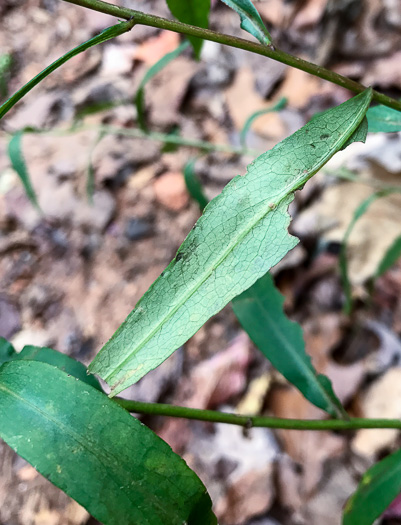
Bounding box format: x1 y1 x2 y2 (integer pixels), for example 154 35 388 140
1 0 401 524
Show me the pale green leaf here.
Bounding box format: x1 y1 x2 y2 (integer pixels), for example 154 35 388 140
367 104 401 133
89 89 373 396
343 448 401 525
166 0 210 58
0 360 216 525
219 0 273 46
232 272 345 418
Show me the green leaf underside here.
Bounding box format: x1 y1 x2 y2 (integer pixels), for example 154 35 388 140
0 20 135 122
166 0 210 58
89 89 372 396
232 272 344 417
376 235 401 278
367 105 401 133
219 0 273 46
343 448 401 525
8 131 40 209
0 361 216 525
135 41 189 131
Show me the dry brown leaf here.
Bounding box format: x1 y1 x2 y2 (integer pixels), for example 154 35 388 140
224 68 286 139
215 466 275 525
134 30 180 65
153 171 189 212
277 66 323 109
352 367 401 457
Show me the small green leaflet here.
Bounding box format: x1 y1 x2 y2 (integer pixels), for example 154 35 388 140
184 158 209 211
340 189 401 315
232 272 346 418
0 19 135 121
219 0 273 47
343 448 401 525
8 131 40 210
0 361 216 525
135 40 190 131
241 97 287 148
89 89 372 396
166 0 210 58
367 104 401 133
375 235 401 278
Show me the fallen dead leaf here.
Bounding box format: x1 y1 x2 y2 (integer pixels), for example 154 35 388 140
225 68 286 139
153 171 189 212
134 31 180 66
215 466 275 525
352 367 401 457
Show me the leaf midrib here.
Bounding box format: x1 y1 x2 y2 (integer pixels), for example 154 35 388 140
102 103 368 387
0 376 171 518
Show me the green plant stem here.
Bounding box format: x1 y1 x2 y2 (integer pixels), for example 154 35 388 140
63 0 401 113
116 399 401 431
1 124 259 156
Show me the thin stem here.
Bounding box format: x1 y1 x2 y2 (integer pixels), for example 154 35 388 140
63 0 401 113
1 123 259 156
115 399 401 431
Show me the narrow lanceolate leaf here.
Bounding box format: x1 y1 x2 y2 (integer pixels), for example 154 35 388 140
0 19 135 121
184 158 209 211
367 104 401 133
8 131 40 209
375 235 401 278
166 0 210 58
135 40 189 131
219 0 273 47
232 272 345 418
343 448 401 525
0 361 216 525
90 89 372 396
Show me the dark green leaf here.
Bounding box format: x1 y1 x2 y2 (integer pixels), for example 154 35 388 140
0 361 216 525
8 131 40 210
184 158 209 211
89 89 372 396
343 448 401 525
166 0 210 58
375 235 401 278
232 272 345 418
367 105 401 133
135 40 189 131
0 337 16 366
219 0 273 46
16 345 102 390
